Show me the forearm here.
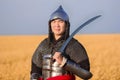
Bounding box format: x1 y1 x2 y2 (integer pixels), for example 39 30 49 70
63 59 92 79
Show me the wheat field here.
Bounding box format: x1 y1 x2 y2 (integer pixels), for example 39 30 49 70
0 34 120 80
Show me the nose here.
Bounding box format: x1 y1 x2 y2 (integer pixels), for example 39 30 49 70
54 22 60 28
55 21 59 25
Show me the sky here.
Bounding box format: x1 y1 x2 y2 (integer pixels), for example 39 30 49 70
0 0 120 35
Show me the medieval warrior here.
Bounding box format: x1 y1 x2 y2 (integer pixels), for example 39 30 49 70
30 5 92 80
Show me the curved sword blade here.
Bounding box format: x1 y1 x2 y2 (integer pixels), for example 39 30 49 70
59 15 101 53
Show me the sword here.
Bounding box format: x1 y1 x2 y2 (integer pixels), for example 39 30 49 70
59 15 101 53
58 15 101 79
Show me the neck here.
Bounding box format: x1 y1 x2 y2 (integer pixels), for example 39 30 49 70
54 34 62 40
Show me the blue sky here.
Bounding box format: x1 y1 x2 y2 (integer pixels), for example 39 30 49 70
0 0 120 35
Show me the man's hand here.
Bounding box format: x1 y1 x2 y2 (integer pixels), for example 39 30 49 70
52 52 63 65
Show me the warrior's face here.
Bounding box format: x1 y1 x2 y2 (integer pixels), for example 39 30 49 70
50 18 66 37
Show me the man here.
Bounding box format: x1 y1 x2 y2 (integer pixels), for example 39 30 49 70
31 5 91 80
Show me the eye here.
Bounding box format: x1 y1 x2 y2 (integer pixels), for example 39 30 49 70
51 20 56 24
59 20 64 23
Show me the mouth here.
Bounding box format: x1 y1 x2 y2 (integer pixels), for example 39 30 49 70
55 29 60 31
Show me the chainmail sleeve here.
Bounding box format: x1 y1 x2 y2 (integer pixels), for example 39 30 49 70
62 38 92 79
30 38 48 80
